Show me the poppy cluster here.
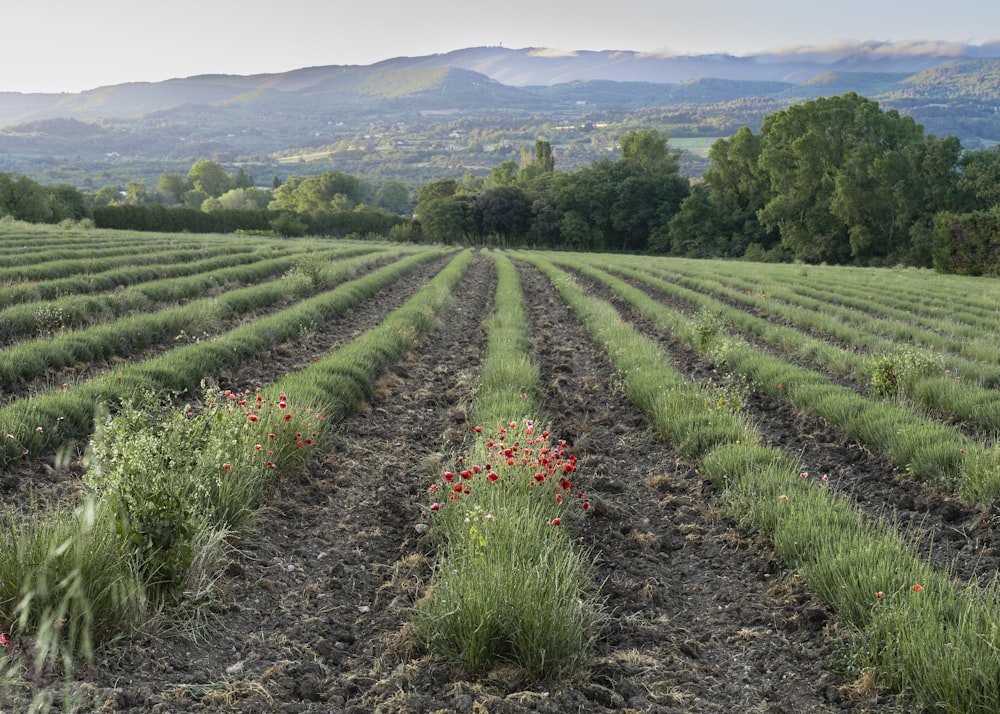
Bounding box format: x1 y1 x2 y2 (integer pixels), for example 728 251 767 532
429 421 589 511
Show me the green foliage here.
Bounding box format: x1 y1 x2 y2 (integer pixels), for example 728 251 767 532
691 306 727 350
864 348 943 398
87 400 198 595
286 253 330 294
932 209 1000 275
0 497 148 673
268 171 367 213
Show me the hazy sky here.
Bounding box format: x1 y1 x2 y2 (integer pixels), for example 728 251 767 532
3 0 999 93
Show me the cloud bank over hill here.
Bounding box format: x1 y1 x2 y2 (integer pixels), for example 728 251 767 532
756 39 1000 63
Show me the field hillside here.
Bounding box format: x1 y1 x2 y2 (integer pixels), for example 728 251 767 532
4 224 1000 712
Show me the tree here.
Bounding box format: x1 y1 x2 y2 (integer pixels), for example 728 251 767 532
698 127 777 255
519 139 555 182
662 185 720 256
485 160 519 188
473 186 533 246
271 212 308 237
619 128 680 177
158 173 186 204
758 92 935 264
124 181 150 205
49 184 88 221
416 178 458 204
214 187 270 211
0 174 54 223
268 171 365 213
417 196 469 244
374 180 411 214
527 194 561 248
92 186 122 206
187 160 231 198
533 139 555 173
958 146 1000 211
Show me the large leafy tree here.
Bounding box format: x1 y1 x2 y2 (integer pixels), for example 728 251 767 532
473 186 533 246
269 171 366 213
958 145 1000 211
374 180 411 214
757 92 950 264
417 195 470 244
186 160 231 198
619 128 681 177
696 127 777 256
551 129 688 251
0 174 54 223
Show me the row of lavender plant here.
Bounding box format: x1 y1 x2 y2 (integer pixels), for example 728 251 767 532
0 250 471 693
589 257 1000 472
0 248 452 467
0 237 303 308
521 252 1000 714
630 259 1000 436
414 252 598 678
0 243 384 342
0 247 402 395
635 257 1000 383
567 258 1000 499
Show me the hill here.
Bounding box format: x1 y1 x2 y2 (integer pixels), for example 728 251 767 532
1 45 998 188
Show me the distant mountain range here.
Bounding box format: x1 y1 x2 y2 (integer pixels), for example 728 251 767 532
4 43 1000 124
2 44 999 186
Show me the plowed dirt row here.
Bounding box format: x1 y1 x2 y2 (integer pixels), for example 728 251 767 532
1 251 408 407
0 256 450 504
4 253 903 712
579 267 1000 586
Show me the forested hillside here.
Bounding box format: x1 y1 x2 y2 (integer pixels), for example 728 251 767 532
2 47 1000 189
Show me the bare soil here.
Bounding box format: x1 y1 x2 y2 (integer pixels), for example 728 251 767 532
1 252 935 712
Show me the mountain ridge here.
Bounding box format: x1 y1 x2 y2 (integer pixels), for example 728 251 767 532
2 44 1000 189
2 44 997 125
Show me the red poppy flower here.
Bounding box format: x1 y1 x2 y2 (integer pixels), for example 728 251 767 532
0 633 10 647
487 472 498 482
550 518 561 526
444 471 454 482
430 503 440 511
912 584 923 592
222 463 231 470
248 414 258 422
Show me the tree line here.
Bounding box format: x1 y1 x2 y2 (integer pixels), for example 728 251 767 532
3 92 1000 272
